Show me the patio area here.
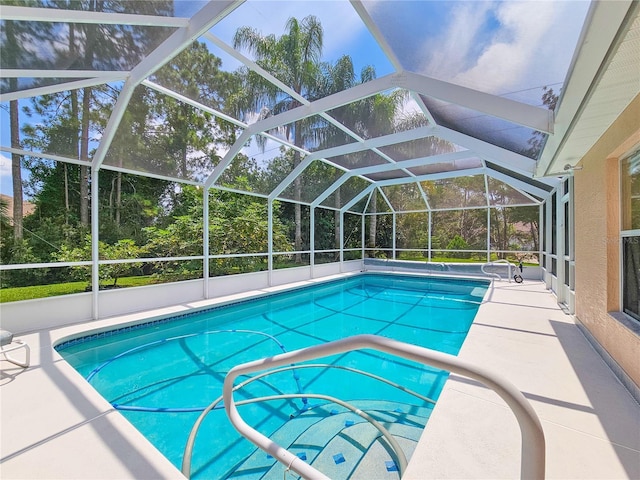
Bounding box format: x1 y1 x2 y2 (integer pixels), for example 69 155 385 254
1 277 638 479
1 0 640 478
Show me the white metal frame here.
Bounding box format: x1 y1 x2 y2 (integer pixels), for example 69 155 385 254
1 0 598 320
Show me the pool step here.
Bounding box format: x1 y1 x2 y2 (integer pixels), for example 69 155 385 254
227 400 432 479
293 420 423 480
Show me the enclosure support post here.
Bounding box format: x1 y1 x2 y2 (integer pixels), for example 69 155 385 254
487 207 492 262
539 203 544 282
268 199 273 286
428 210 432 262
340 210 344 271
203 188 209 299
310 207 315 278
91 167 99 320
361 213 365 261
556 187 566 304
544 197 553 289
392 212 396 260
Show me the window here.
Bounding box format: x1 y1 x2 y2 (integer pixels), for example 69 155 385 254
621 150 640 321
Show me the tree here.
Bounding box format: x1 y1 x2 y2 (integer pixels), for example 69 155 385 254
233 15 324 261
525 86 559 158
2 0 48 240
2 0 59 242
10 98 22 241
149 41 240 181
510 205 540 252
315 56 413 253
143 184 292 278
446 234 470 258
67 0 171 225
56 236 143 287
20 86 115 261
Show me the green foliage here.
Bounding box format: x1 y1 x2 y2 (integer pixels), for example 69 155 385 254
491 206 538 256
56 236 143 287
1 239 50 287
431 209 487 251
0 196 12 258
446 235 470 258
143 211 203 282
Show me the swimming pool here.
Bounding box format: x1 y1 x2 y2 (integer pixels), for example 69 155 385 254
56 273 489 479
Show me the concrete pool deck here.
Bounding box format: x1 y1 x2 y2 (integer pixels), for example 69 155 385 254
1 279 639 479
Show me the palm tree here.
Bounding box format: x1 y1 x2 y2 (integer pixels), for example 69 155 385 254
233 16 324 260
319 59 411 254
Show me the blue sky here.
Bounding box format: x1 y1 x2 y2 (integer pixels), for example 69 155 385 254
0 113 14 197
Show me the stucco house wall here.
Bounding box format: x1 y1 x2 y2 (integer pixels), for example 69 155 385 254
574 93 640 391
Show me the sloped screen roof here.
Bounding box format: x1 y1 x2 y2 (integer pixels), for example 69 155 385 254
1 0 598 209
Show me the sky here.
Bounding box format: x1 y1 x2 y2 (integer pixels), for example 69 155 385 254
210 0 395 76
1 0 593 197
366 0 591 102
0 153 11 197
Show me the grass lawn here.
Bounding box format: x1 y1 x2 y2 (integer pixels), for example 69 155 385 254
0 276 156 303
396 252 538 266
1 256 539 303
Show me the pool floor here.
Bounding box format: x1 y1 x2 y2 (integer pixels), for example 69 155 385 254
56 274 488 479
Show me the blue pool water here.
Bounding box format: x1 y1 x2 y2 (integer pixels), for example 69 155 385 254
56 273 488 479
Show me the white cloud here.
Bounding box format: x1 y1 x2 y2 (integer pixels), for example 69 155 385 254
420 1 590 100
0 153 15 198
423 2 495 82
0 153 11 178
451 2 557 94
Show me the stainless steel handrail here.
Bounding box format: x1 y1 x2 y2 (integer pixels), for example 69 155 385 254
223 334 545 480
482 259 516 282
182 362 434 478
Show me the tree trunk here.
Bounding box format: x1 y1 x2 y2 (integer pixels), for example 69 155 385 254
115 171 122 227
368 192 377 253
502 209 508 259
334 187 341 250
64 163 70 225
6 19 23 241
10 99 23 241
78 14 95 228
79 88 91 226
293 124 303 262
491 209 499 259
109 176 115 219
69 76 79 226
181 105 189 177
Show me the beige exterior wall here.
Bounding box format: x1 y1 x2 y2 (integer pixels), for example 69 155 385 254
574 93 640 389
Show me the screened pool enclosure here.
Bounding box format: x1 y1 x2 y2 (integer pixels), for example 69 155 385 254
1 0 620 318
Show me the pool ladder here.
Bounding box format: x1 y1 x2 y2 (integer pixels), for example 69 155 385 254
223 334 546 480
481 259 518 282
181 362 435 478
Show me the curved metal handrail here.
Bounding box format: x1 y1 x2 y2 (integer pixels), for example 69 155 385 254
428 261 448 271
223 334 545 480
482 259 516 282
181 362 435 477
